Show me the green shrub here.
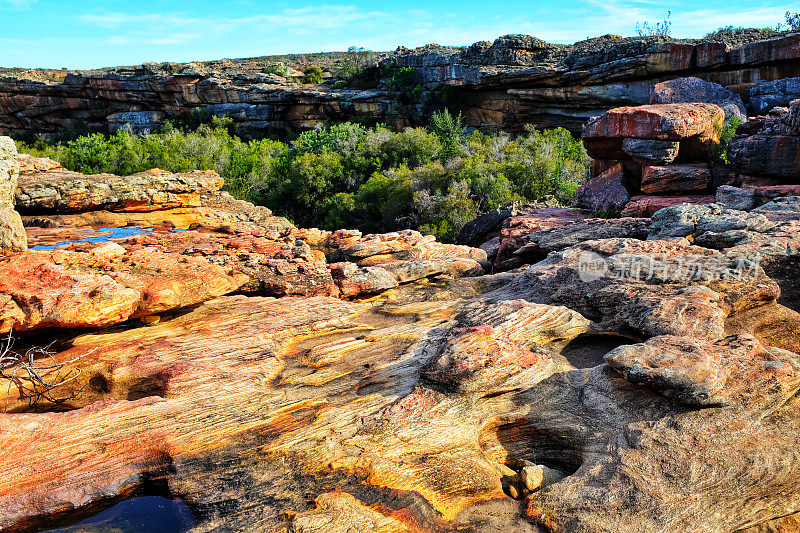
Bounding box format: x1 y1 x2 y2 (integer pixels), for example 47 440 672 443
787 12 800 31
263 63 289 77
303 65 324 84
331 80 348 90
430 109 465 160
712 117 742 164
16 119 589 242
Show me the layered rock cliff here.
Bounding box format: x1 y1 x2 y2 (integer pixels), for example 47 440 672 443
2 32 800 136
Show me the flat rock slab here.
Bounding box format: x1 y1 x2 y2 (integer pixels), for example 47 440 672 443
583 103 724 141
640 164 711 194
15 168 224 213
620 194 715 217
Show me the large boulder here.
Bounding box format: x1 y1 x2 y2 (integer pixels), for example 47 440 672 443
621 138 680 165
0 137 19 208
574 163 630 213
640 164 711 194
650 77 747 121
0 137 26 255
583 103 724 141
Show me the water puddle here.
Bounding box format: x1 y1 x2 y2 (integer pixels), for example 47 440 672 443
31 227 189 251
43 496 196 533
31 227 152 250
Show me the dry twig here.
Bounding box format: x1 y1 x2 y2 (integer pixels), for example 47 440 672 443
0 324 97 411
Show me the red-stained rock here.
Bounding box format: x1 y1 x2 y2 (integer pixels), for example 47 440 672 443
329 262 398 298
640 164 711 194
422 324 553 392
574 163 630 213
0 247 247 333
620 194 715 217
583 103 724 142
495 208 589 269
729 134 800 180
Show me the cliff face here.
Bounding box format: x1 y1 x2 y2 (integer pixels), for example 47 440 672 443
394 33 800 132
2 32 800 136
0 71 392 135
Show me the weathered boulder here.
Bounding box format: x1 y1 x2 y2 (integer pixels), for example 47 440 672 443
620 194 715 217
0 137 26 255
729 99 800 180
605 334 800 407
640 164 711 194
621 138 680 165
0 136 19 208
650 77 747 121
729 134 800 180
574 164 630 213
0 208 26 254
15 167 225 213
456 204 517 246
583 103 724 142
743 76 800 114
503 237 778 340
0 247 248 333
495 207 589 269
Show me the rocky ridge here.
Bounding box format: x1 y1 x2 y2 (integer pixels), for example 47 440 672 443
2 33 800 135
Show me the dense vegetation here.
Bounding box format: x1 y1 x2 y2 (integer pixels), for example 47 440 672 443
16 112 589 242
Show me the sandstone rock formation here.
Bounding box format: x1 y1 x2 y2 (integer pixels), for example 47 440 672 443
0 137 26 254
3 88 800 532
578 103 723 216
729 99 800 182
2 171 800 531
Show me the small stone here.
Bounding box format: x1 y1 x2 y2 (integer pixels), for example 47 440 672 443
521 464 566 492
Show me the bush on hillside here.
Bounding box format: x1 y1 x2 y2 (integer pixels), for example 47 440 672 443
303 65 324 84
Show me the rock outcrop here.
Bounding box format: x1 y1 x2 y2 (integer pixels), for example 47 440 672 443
2 162 800 531
578 103 723 216
2 33 800 136
3 61 800 533
0 137 26 254
729 99 800 182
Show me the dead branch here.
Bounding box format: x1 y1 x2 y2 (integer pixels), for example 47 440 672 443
1 324 97 411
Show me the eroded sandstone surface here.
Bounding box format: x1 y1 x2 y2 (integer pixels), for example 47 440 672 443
0 126 800 533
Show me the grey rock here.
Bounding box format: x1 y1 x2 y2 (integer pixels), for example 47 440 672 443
0 208 26 255
650 77 747 121
0 136 19 208
621 138 680 165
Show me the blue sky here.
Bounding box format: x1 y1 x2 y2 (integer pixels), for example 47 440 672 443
2 0 799 69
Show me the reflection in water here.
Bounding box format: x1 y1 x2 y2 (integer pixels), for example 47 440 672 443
44 496 196 533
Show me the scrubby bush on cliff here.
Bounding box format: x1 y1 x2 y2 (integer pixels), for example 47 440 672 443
17 119 588 242
263 63 289 77
787 12 800 32
303 65 324 84
635 11 672 37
